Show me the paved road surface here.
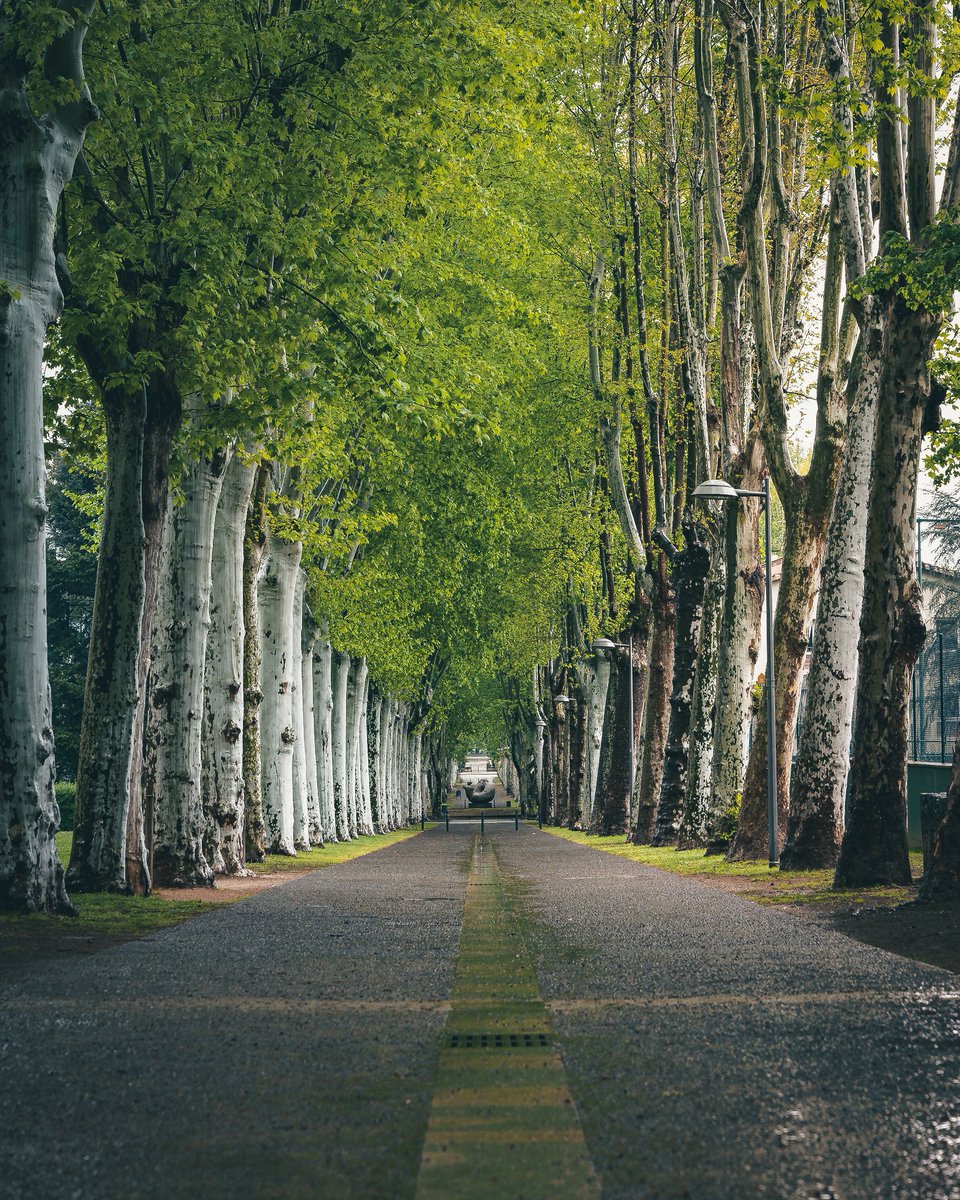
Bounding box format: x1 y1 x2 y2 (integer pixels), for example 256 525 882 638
2 824 959 1199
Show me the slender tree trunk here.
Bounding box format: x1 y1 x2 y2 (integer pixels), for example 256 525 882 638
332 649 351 841
68 393 145 894
654 523 711 845
368 692 384 832
242 465 268 862
344 659 360 838
147 447 228 886
202 453 255 876
634 570 676 842
313 629 336 841
678 541 724 846
352 659 373 835
290 572 310 850
707 472 763 834
258 530 301 855
300 614 323 846
574 658 610 830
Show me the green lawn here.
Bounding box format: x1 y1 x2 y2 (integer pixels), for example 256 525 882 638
537 826 922 908
248 825 433 875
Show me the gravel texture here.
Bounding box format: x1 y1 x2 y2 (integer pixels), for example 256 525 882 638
0 830 471 1200
5 823 960 1200
491 825 960 1200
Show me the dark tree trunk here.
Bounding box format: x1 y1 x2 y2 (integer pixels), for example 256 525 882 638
567 691 585 829
633 568 676 843
69 376 180 894
593 656 627 835
653 523 711 845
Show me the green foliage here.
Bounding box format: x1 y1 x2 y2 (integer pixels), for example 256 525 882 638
55 783 76 832
46 458 99 780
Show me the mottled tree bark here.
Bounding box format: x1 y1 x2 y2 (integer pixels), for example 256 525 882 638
654 524 711 845
242 465 269 862
203 453 255 875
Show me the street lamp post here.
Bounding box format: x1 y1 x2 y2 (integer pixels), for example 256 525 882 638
693 477 779 867
535 716 547 829
591 636 635 823
554 694 571 826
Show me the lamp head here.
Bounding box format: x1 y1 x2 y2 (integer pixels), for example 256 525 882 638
553 694 571 705
693 478 739 501
592 637 617 654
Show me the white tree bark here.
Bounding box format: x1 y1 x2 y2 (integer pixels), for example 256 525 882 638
574 657 610 829
202 453 255 876
313 630 336 841
0 5 97 912
332 649 352 840
354 661 374 835
258 529 301 855
290 571 310 850
381 699 397 830
344 659 364 839
411 731 424 822
708 497 762 830
147 447 229 886
300 612 323 845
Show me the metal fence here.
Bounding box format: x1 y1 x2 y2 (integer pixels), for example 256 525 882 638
911 623 960 763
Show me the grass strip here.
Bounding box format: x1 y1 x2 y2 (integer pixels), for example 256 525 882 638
248 825 432 875
536 826 921 909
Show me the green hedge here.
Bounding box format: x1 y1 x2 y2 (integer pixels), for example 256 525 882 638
56 782 76 833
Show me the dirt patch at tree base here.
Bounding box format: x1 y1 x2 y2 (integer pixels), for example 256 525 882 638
2 870 307 976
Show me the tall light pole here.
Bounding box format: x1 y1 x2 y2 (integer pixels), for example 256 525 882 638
535 716 546 828
554 694 571 826
693 477 779 867
591 635 635 822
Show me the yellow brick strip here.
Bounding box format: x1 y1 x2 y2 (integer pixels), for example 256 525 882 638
415 835 599 1200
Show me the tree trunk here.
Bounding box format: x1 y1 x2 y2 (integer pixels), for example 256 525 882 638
783 329 880 868
837 299 938 887
729 506 825 861
313 630 336 841
594 655 626 835
202 453 255 876
290 572 310 850
300 612 323 846
242 465 269 863
331 649 351 841
344 659 360 838
368 692 384 832
258 529 301 855
678 541 724 847
147 447 228 887
352 658 373 835
0 1 97 913
634 571 676 843
576 657 611 830
708 488 763 843
653 523 711 845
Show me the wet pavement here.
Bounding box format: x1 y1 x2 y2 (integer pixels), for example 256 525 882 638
2 823 960 1198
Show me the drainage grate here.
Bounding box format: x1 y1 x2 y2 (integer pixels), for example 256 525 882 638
447 1031 552 1050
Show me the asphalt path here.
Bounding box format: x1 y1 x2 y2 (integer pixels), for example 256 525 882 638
2 823 960 1199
